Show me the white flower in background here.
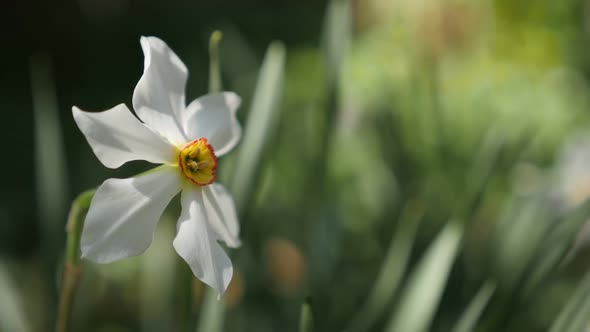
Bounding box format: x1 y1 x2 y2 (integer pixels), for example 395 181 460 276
554 133 590 257
555 133 590 209
72 36 241 295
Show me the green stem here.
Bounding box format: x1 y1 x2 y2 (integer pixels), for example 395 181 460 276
299 298 314 332
197 290 224 332
193 30 226 332
176 261 196 332
209 30 223 94
55 190 95 332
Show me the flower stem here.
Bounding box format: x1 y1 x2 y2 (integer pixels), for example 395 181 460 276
208 30 223 94
299 297 314 332
55 190 94 332
197 289 224 332
192 30 227 332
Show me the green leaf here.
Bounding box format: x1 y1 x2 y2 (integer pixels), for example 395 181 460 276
317 0 351 163
386 221 463 332
348 203 424 331
549 267 590 332
491 195 553 290
322 0 350 88
0 262 30 332
451 281 496 332
524 198 590 297
229 41 286 211
30 54 69 252
459 128 505 217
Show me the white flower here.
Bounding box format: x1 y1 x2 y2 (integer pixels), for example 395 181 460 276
555 133 590 209
553 133 590 258
72 36 241 295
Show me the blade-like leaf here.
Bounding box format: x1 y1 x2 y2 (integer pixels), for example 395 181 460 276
524 198 590 297
549 267 590 332
229 41 286 211
30 54 69 260
0 261 30 332
386 221 463 332
492 196 553 290
322 0 350 89
349 203 424 331
451 281 496 332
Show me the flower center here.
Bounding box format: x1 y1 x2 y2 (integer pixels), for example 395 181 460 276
178 138 218 186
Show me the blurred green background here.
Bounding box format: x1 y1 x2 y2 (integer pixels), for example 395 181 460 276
5 0 590 331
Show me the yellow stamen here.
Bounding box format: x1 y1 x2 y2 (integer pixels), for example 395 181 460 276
178 138 218 186
186 160 200 172
189 147 201 159
197 161 209 169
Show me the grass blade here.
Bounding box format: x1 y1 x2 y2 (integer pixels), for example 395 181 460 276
30 54 69 257
549 267 590 332
322 0 350 89
451 281 496 332
0 261 30 332
348 203 424 331
229 41 286 211
386 221 463 332
523 198 590 297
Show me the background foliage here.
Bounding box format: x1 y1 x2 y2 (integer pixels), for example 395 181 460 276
4 0 590 331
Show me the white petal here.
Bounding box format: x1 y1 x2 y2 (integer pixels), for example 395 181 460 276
173 187 233 295
73 104 176 168
81 166 182 263
183 92 242 156
133 36 188 146
203 184 241 248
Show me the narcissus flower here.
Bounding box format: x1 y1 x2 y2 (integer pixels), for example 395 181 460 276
73 36 241 295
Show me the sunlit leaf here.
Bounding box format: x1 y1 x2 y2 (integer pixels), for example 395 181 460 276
349 202 424 331
386 222 463 332
549 267 590 332
229 41 286 211
451 281 496 332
